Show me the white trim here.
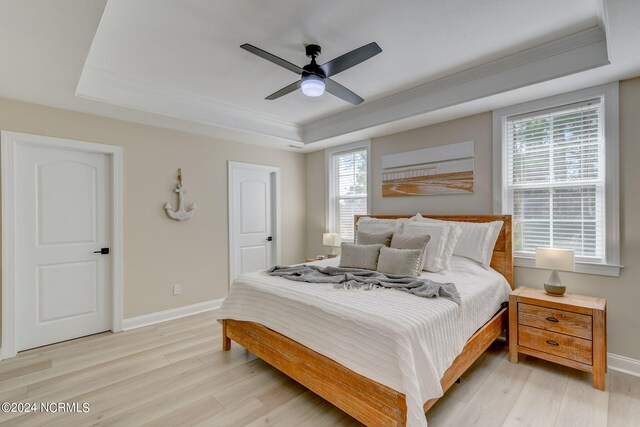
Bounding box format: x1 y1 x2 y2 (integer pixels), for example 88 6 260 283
77 27 607 149
1 135 17 360
227 161 282 288
493 83 621 277
111 144 124 333
608 353 640 378
304 26 608 144
0 131 124 359
325 140 372 239
514 256 622 277
77 66 302 142
121 299 224 331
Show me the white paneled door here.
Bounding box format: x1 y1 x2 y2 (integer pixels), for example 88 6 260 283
15 142 112 351
229 162 280 285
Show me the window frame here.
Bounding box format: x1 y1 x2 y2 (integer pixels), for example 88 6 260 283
325 140 372 243
493 83 621 277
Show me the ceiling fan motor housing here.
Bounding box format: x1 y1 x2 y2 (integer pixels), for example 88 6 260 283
302 64 326 80
303 44 325 80
305 44 321 58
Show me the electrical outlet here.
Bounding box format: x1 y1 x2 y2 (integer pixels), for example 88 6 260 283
173 284 182 296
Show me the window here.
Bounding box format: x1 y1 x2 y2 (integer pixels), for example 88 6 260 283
494 84 620 276
326 141 370 242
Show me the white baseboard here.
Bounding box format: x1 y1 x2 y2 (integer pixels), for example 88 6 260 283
608 353 640 377
122 299 224 331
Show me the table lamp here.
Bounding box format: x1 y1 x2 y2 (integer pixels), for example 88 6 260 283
323 233 341 258
535 248 575 296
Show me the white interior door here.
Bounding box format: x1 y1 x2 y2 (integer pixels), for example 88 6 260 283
15 142 111 351
229 163 279 284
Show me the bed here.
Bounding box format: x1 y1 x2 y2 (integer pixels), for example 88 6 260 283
218 215 513 427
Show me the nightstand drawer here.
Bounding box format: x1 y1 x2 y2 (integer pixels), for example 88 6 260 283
518 325 592 365
518 303 592 340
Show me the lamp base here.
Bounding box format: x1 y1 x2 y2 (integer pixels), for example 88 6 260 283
544 283 566 296
544 270 566 296
326 246 338 259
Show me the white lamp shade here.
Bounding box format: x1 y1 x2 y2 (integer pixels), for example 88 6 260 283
535 248 575 271
323 233 341 247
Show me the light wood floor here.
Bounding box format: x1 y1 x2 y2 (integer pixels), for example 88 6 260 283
0 311 638 427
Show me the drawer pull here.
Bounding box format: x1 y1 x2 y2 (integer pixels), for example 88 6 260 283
546 340 560 346
546 317 559 323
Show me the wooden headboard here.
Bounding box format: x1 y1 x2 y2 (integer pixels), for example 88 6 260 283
354 214 513 288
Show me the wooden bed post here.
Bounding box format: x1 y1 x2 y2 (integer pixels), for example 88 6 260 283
222 319 231 351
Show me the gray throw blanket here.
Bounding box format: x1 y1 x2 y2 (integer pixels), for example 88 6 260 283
267 265 461 305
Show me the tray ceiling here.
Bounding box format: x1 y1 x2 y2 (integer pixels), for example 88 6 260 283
2 1 640 151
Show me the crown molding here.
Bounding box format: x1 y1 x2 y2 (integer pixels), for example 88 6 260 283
76 66 303 142
75 26 608 149
302 26 609 144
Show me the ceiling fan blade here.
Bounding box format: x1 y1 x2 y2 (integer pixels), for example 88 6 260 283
320 42 382 78
265 80 302 100
325 78 364 105
240 44 303 75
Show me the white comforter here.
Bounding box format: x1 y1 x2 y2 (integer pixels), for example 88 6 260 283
216 256 511 427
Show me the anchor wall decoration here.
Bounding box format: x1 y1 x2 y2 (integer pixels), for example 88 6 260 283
164 168 197 221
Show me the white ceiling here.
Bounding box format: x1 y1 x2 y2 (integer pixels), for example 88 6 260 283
1 1 640 152
83 0 599 124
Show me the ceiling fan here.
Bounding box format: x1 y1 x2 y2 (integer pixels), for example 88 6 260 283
240 42 382 105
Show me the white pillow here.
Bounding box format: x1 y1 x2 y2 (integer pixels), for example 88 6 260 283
411 214 503 268
403 221 461 272
356 217 405 234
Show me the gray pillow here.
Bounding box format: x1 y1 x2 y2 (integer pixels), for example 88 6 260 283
339 243 383 270
390 233 431 272
357 230 393 246
390 233 431 250
376 247 424 276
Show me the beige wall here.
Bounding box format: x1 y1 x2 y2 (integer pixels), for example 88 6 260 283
306 77 640 361
305 149 326 257
306 112 494 257
0 97 307 319
373 113 494 215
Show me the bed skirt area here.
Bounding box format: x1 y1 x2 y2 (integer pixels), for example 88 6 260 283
221 306 507 427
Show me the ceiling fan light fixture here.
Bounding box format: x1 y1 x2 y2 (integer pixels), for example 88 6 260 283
241 41 380 104
301 75 325 97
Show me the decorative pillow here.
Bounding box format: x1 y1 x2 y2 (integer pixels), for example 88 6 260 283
357 230 393 246
390 233 431 268
356 217 405 234
412 214 503 268
339 243 383 270
403 221 461 272
390 233 431 250
376 247 424 276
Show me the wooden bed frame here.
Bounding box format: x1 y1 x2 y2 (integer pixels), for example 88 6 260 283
222 215 513 426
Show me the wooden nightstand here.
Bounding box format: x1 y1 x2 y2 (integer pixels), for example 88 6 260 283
509 287 607 390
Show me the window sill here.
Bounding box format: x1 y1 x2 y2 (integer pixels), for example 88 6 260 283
514 256 622 278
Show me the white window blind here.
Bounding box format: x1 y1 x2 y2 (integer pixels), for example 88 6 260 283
330 147 368 242
505 98 605 262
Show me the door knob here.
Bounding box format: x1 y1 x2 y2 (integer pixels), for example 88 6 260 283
93 248 110 255
266 236 273 242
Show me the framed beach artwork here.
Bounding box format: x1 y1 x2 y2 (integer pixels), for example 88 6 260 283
381 141 474 197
